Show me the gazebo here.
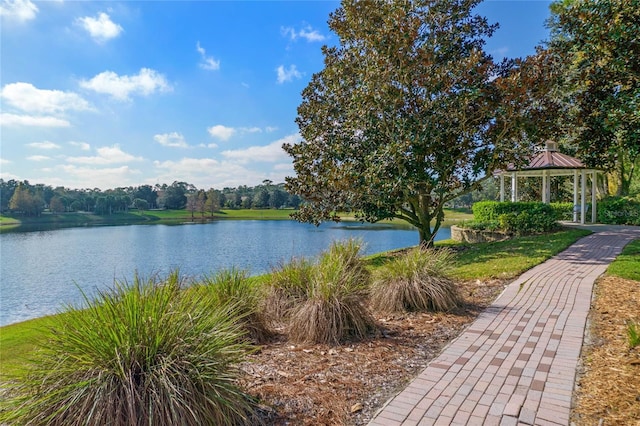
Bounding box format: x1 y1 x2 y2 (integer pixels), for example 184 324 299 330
496 141 601 224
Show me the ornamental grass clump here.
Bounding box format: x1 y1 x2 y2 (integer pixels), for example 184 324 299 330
263 257 315 325
288 239 376 345
200 267 272 343
370 247 460 313
0 272 260 426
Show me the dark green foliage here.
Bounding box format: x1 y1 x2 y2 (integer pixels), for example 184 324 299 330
548 0 640 195
284 0 533 247
550 202 574 221
0 272 260 426
471 201 559 235
458 220 501 231
597 196 640 225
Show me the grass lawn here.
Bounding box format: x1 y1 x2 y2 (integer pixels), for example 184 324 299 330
0 208 472 233
606 239 640 280
0 227 589 379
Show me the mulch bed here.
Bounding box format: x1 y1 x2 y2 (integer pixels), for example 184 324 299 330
571 276 640 426
237 278 508 425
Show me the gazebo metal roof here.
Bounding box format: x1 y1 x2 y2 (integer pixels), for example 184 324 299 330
503 141 588 177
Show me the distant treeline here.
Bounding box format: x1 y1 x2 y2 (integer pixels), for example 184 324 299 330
0 179 301 216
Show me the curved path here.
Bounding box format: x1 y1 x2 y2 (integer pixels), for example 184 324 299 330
369 225 640 426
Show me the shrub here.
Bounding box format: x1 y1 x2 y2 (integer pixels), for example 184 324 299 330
550 202 574 221
200 267 272 343
597 196 640 225
369 248 460 313
472 201 559 235
0 272 260 426
456 220 501 231
288 239 376 344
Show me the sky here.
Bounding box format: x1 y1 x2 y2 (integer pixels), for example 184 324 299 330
1 0 552 191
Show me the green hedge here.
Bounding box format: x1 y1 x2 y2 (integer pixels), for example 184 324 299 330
470 201 559 236
598 196 640 225
550 202 574 221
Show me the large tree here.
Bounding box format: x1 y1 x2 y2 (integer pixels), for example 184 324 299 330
548 0 640 195
284 0 531 246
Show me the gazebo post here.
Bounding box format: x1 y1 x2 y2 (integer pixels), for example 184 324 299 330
580 169 587 224
591 171 597 223
573 170 579 222
542 171 547 203
511 173 517 202
500 174 505 202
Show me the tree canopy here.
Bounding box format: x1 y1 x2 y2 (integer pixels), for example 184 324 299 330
284 0 532 246
548 0 640 195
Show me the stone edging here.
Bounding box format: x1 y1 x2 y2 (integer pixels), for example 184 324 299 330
450 225 512 243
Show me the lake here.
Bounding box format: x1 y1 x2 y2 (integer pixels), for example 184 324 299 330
0 220 450 326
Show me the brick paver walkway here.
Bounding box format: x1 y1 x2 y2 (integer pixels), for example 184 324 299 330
369 227 640 426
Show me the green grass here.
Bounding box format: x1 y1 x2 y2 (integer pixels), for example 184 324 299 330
606 239 640 281
443 229 592 280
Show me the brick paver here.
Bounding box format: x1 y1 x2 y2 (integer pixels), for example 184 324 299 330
368 226 640 426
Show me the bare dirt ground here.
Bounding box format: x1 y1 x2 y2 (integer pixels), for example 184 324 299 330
571 276 640 426
237 279 508 425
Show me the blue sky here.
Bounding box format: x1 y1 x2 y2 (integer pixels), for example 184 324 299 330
1 0 552 190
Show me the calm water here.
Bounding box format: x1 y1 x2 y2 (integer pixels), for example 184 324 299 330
0 220 450 326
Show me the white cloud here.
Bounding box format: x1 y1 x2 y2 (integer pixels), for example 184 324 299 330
207 125 236 141
77 12 123 43
152 157 277 189
0 113 70 127
69 141 91 151
55 164 142 189
1 82 92 114
206 125 277 141
27 155 51 161
276 65 302 84
239 127 262 134
154 132 189 148
80 68 172 101
0 0 38 23
281 25 326 42
198 143 219 149
27 141 61 149
66 144 144 165
0 158 10 164
221 134 299 164
196 42 220 71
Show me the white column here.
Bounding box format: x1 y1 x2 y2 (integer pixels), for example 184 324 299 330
511 173 517 202
573 170 579 222
542 172 547 203
500 174 505 202
592 171 597 223
581 169 586 224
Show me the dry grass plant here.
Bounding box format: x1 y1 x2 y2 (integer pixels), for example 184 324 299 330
369 247 460 313
0 272 260 426
288 239 377 344
263 257 315 327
